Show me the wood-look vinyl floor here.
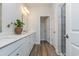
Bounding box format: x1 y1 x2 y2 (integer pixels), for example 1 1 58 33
30 41 58 56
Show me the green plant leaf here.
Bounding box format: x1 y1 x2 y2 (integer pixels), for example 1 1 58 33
14 19 24 27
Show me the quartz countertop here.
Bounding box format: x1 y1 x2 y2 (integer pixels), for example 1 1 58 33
0 31 35 49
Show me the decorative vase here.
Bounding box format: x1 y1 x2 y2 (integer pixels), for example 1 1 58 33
15 27 23 34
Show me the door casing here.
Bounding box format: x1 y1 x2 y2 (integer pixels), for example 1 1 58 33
40 16 50 43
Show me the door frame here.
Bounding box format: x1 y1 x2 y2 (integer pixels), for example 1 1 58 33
56 3 66 55
58 3 71 56
54 3 67 56
40 16 50 43
60 3 66 56
66 3 71 56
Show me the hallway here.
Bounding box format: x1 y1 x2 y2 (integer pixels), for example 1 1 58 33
30 41 57 56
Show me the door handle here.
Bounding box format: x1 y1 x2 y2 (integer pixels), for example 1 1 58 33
64 34 69 39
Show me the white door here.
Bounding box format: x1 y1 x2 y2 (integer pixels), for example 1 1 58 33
40 17 47 40
66 3 79 56
46 17 50 43
40 16 50 42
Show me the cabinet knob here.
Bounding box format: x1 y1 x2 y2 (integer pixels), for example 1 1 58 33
16 53 19 56
64 34 69 39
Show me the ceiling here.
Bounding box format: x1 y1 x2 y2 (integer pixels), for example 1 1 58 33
25 3 54 7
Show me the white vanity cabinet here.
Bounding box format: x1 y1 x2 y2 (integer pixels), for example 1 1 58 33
0 37 25 56
0 32 35 56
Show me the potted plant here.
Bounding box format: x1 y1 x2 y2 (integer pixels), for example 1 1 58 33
14 19 24 34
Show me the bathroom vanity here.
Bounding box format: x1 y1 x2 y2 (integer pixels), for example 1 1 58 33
0 31 36 56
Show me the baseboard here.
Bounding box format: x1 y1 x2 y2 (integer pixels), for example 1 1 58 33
59 52 64 56
55 49 60 56
35 42 40 44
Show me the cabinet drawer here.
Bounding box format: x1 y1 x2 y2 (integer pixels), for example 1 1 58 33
10 39 29 56
0 33 35 56
10 46 21 56
0 38 26 56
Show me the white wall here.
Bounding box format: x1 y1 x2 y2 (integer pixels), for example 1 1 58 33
1 3 55 49
49 4 56 46
52 3 61 55
0 4 2 32
26 4 54 44
1 3 27 34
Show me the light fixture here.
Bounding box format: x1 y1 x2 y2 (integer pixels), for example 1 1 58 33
21 6 30 15
21 5 30 23
23 7 30 14
21 6 27 15
21 6 26 15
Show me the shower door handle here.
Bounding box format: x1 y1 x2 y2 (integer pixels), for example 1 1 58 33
64 34 69 39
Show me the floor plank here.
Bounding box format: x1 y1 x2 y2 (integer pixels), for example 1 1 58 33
30 41 57 56
41 41 48 56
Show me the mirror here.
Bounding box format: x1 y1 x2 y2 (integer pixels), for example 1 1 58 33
0 3 2 32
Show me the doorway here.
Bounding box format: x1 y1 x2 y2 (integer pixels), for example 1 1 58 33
40 16 50 43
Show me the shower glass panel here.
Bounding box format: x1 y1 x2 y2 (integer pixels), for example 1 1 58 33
61 4 66 56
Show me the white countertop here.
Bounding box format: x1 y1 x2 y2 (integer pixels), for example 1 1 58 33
0 31 35 49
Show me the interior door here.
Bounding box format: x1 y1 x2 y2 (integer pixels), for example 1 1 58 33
66 3 79 56
40 17 47 40
46 17 50 43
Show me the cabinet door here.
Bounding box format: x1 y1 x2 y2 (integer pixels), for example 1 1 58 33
19 37 29 56
10 47 21 56
10 33 35 56
29 35 34 51
24 36 31 56
18 37 31 56
21 35 34 56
